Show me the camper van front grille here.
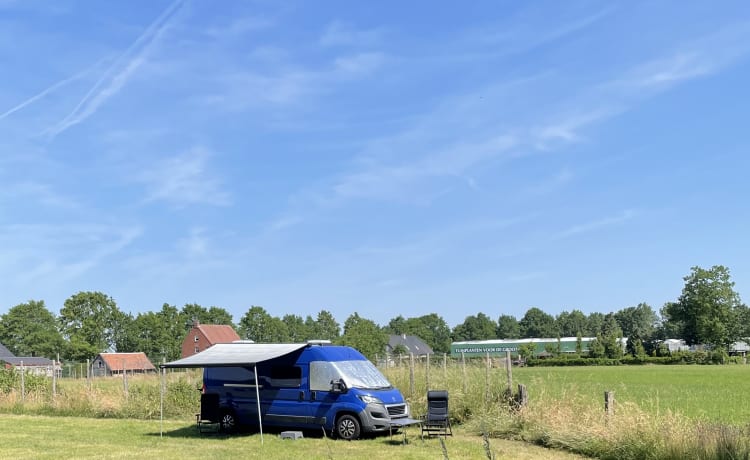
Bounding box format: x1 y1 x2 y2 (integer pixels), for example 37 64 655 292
386 403 407 418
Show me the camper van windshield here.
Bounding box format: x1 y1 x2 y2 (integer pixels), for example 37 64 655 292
310 360 392 391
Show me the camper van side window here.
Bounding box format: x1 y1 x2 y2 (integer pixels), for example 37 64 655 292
266 366 301 388
207 366 256 384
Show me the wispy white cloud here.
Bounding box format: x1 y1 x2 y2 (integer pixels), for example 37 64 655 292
58 227 142 280
431 8 612 64
0 59 106 121
555 209 637 239
280 21 750 216
319 21 384 47
46 0 185 137
0 181 82 210
530 24 750 151
0 223 142 285
533 108 618 146
524 168 574 196
266 215 304 233
138 147 231 207
333 52 386 75
331 135 517 203
202 51 387 110
620 23 750 91
478 8 609 48
177 228 209 258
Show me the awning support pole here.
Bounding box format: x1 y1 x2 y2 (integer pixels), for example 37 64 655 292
255 363 263 444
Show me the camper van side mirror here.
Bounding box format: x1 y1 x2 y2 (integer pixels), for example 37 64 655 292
330 379 347 394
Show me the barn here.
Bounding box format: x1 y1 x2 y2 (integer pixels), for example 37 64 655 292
91 352 156 377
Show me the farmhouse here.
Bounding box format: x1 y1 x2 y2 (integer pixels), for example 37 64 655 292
0 341 59 376
180 320 241 358
91 352 156 377
386 334 433 357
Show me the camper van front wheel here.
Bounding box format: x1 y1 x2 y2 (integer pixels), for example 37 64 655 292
336 414 361 440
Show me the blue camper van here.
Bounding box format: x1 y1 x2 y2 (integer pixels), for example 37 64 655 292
202 342 412 439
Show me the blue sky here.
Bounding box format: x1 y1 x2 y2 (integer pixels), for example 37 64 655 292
2 1 750 328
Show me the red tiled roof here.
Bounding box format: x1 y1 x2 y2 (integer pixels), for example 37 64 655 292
197 324 240 344
98 352 155 371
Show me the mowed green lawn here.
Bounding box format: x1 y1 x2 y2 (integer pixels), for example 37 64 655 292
512 365 750 423
0 414 585 460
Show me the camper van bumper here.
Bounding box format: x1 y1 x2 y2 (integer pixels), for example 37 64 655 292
359 402 410 433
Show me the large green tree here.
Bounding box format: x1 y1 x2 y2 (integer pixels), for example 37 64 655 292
496 314 520 339
181 303 234 328
615 302 658 355
586 312 605 336
452 313 497 341
0 300 64 358
281 314 309 342
663 265 742 349
615 303 657 340
519 307 557 338
125 304 186 362
58 291 123 361
339 312 387 361
238 306 288 342
306 310 340 340
556 309 588 337
112 311 136 353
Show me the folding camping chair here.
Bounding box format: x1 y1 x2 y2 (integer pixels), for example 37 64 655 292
196 393 221 433
421 390 452 438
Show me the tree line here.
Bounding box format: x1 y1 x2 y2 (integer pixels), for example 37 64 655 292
0 265 746 362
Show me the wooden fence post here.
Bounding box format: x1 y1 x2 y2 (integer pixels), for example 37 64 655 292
20 360 25 403
123 359 128 397
52 354 57 398
426 353 431 390
505 350 513 394
516 384 528 409
86 359 91 392
409 353 415 397
461 352 467 394
485 352 491 403
605 391 614 417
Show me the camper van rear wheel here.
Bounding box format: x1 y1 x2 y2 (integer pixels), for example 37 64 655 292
220 409 237 434
336 414 361 440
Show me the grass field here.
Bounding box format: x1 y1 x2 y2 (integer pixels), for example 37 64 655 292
0 414 585 460
384 362 750 424
510 365 750 423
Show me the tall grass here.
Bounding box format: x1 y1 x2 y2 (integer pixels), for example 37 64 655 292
0 369 200 419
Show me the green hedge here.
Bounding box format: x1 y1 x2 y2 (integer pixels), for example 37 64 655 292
525 351 743 367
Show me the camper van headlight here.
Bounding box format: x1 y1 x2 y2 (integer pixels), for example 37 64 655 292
358 394 383 405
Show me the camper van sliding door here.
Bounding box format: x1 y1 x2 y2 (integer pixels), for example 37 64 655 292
206 366 261 425
257 365 310 427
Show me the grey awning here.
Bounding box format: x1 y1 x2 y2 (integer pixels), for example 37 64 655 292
161 343 307 368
